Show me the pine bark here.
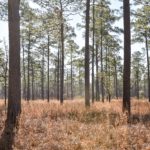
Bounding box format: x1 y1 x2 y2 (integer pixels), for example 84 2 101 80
123 0 131 114
85 0 90 107
7 0 21 124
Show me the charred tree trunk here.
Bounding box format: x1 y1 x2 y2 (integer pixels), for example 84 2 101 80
123 0 131 115
7 0 21 124
85 0 90 107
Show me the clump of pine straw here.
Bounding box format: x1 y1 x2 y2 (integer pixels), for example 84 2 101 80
0 99 150 149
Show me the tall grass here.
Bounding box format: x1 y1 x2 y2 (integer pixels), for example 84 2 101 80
0 99 150 149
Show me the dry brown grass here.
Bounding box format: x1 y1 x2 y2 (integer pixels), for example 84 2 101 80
0 99 150 150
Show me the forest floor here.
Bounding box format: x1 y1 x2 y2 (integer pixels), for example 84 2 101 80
0 99 150 150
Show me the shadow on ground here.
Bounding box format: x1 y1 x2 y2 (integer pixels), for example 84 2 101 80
0 121 17 150
130 113 150 125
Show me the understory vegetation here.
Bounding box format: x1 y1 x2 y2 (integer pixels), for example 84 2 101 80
0 99 150 150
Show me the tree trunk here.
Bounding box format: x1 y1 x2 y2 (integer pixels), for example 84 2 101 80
108 53 111 102
144 75 147 98
100 15 104 102
79 67 82 97
85 0 90 107
71 46 73 100
4 76 7 108
136 63 139 99
105 44 108 101
27 30 31 101
47 35 50 102
22 39 26 100
57 44 60 100
60 0 64 104
54 66 57 99
114 59 118 99
123 0 131 115
67 71 69 99
145 32 150 102
92 0 95 103
96 43 100 101
41 48 44 100
7 0 21 124
31 59 35 100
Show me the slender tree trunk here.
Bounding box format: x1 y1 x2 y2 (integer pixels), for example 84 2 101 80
108 52 111 102
22 40 26 100
41 48 44 100
79 67 82 97
134 81 137 97
57 44 60 100
145 32 150 102
96 43 100 101
144 75 147 98
85 0 90 107
105 45 109 101
4 76 7 107
67 71 69 99
114 60 118 99
60 0 64 104
123 0 131 115
136 70 139 99
27 31 31 101
31 60 35 100
54 66 57 99
7 0 21 124
4 67 7 108
100 16 104 102
47 35 50 102
71 46 73 100
92 0 95 103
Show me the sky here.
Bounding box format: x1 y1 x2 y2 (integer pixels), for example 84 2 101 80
68 0 123 49
0 0 144 55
